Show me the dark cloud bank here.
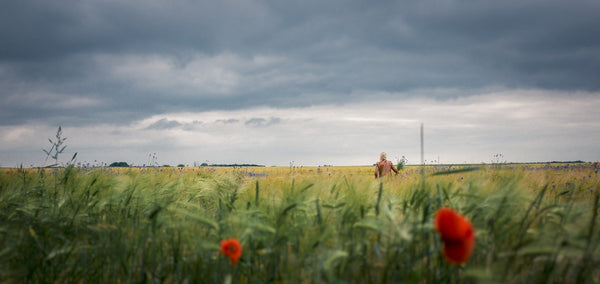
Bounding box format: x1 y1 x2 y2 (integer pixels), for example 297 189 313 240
1 0 600 127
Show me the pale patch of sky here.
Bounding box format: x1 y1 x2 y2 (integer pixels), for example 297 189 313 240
1 90 598 167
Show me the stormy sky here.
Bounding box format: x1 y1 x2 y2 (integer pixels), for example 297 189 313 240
1 0 600 167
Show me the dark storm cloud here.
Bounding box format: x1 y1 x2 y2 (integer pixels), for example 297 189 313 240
1 0 600 127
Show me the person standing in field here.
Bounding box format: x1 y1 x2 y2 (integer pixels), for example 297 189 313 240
375 152 399 178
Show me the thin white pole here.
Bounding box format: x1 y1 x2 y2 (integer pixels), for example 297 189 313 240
420 123 424 166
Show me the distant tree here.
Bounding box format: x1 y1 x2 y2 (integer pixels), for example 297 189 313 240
200 163 209 167
162 164 171 167
109 162 129 167
177 164 185 167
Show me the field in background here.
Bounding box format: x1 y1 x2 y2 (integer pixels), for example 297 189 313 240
1 163 599 283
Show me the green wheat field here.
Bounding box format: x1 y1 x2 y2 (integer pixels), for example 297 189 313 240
1 163 599 283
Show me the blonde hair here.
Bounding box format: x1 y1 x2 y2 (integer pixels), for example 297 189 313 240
380 152 387 161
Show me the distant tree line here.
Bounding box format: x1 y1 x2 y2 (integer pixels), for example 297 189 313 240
201 163 265 167
107 162 264 168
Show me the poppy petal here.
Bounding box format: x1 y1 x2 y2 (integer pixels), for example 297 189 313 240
435 207 470 239
442 228 475 263
220 238 242 266
434 207 476 264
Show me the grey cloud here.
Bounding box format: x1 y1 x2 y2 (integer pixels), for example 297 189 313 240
146 119 205 131
245 117 281 127
182 120 204 131
216 119 240 124
0 0 274 60
146 119 182 130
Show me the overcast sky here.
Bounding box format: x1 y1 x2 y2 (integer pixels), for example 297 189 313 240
1 0 600 167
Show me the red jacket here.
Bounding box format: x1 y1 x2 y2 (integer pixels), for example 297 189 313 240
375 160 399 178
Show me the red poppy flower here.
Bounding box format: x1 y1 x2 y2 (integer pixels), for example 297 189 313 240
434 207 475 264
220 238 242 266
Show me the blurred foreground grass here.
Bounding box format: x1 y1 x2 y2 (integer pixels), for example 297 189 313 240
0 163 599 283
